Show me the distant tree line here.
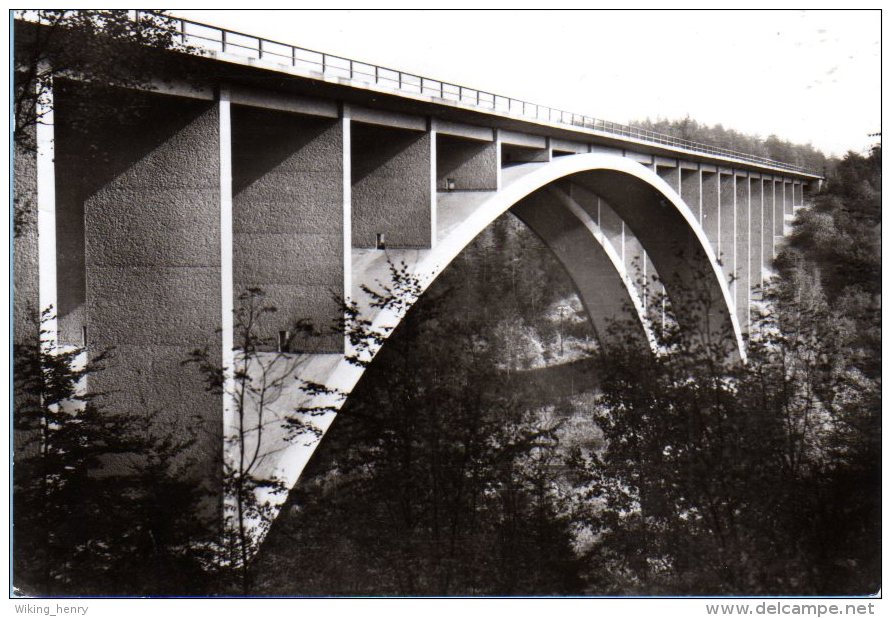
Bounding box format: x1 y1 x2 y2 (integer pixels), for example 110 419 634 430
633 115 831 174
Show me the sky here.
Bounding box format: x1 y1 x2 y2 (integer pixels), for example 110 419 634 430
172 9 880 158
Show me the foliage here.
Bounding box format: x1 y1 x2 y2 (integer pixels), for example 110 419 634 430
13 10 190 151
13 10 193 238
571 149 881 595
12 311 215 596
185 288 321 594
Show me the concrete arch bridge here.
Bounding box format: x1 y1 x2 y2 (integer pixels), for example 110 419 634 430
12 14 822 543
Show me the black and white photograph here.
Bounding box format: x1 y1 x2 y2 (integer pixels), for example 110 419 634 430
7 7 882 609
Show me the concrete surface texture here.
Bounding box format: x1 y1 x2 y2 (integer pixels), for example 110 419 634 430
13 134 39 345
82 89 223 481
232 105 344 352
351 123 432 249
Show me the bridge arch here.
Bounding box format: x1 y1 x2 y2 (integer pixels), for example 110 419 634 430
258 153 745 507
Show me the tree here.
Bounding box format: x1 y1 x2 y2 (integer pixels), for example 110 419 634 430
13 10 190 150
13 10 193 237
13 311 216 596
185 288 324 594
569 155 880 595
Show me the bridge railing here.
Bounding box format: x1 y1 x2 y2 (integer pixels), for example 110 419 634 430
135 11 815 175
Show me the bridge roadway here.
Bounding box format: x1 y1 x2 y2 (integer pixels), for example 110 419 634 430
13 14 821 546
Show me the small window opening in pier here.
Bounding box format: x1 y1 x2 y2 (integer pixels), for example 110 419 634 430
446 177 456 191
81 326 87 347
376 233 386 250
277 330 290 353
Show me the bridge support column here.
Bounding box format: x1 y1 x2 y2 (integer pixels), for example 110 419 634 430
761 178 774 272
231 104 346 351
749 175 763 295
13 125 41 345
680 165 702 223
773 179 785 252
37 77 57 346
718 171 736 294
701 169 720 257
81 89 224 482
783 178 795 216
735 173 750 332
351 122 434 248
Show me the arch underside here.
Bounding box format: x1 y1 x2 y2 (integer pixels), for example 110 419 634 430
239 153 742 535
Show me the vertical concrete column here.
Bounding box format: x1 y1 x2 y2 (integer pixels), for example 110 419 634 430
735 173 750 331
596 196 624 261
341 107 352 308
495 134 503 190
774 179 785 242
680 166 702 223
701 170 720 257
428 119 438 246
718 172 736 291
763 178 776 267
84 92 223 481
36 72 57 346
784 180 794 216
219 88 234 454
748 176 763 294
793 181 802 208
351 123 433 248
624 226 647 293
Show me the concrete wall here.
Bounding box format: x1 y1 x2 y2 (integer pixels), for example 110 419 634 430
232 106 344 352
351 123 432 248
656 164 680 195
784 181 794 216
13 133 39 344
435 134 498 191
83 91 222 480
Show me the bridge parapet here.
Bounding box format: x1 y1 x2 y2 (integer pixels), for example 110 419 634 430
83 10 822 178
